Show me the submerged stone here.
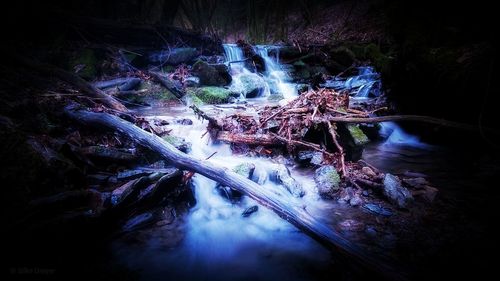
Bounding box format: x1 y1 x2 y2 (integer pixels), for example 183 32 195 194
162 135 191 152
383 173 414 208
233 162 256 179
241 205 258 217
363 203 393 217
314 165 341 198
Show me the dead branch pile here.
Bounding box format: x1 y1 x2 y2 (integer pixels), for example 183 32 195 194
211 89 386 178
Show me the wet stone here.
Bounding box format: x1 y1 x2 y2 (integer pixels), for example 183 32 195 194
363 203 393 217
242 205 259 217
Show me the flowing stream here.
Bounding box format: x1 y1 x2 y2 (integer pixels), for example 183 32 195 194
113 44 430 280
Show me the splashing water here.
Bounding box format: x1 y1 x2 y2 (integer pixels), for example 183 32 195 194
254 45 297 100
379 122 430 148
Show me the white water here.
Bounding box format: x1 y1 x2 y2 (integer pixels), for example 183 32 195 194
223 44 297 100
254 45 298 100
117 106 331 281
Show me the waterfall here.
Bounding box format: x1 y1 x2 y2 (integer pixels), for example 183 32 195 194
254 45 297 100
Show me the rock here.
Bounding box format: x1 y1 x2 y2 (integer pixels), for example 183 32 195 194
349 194 364 206
328 46 356 71
268 46 302 60
338 186 355 203
185 76 200 87
242 205 258 217
157 207 175 226
123 212 155 232
233 162 256 179
148 48 198 65
297 151 323 166
314 165 341 198
117 169 151 181
230 73 268 98
162 135 191 152
338 219 364 232
347 124 370 146
111 179 139 206
192 60 232 86
174 118 193 125
187 86 232 104
363 203 393 217
403 177 429 189
270 164 305 197
361 166 377 178
413 185 439 203
383 173 414 208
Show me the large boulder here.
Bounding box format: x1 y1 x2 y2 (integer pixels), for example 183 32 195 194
230 73 268 98
192 60 232 86
383 173 414 208
314 165 341 198
269 164 305 197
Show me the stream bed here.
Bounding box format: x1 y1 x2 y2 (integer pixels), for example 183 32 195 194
106 44 495 280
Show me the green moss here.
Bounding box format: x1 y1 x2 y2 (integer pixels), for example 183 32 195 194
70 49 98 80
162 135 191 152
232 163 255 178
347 124 369 146
188 86 231 104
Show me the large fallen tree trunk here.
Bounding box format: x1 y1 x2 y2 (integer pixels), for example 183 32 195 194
64 105 406 280
324 115 491 132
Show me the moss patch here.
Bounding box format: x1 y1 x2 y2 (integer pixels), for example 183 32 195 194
187 86 231 104
347 124 369 146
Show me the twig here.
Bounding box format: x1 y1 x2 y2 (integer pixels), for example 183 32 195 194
327 121 346 176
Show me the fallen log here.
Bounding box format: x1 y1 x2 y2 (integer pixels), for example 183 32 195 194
324 115 492 132
64 105 406 280
216 131 276 146
148 71 185 99
13 55 127 112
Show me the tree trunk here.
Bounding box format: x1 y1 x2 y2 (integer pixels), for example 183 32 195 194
64 105 406 280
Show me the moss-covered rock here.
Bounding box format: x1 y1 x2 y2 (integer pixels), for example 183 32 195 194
187 87 232 104
192 60 231 86
232 162 255 179
162 135 191 152
347 124 370 146
230 73 268 98
269 164 305 198
314 165 340 198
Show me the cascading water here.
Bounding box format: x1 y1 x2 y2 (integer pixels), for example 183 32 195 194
114 106 331 281
254 45 297 100
223 44 271 98
222 44 297 100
